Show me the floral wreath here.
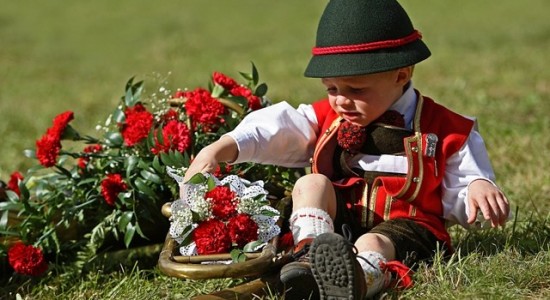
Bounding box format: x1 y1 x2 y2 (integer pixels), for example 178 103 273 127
167 169 280 256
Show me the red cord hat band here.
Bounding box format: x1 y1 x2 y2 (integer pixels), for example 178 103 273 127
312 30 422 56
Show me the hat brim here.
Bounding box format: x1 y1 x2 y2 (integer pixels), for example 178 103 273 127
304 39 431 78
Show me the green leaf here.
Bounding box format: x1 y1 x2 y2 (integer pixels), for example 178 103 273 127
230 248 247 263
125 77 135 91
124 223 136 248
179 226 194 245
125 155 139 178
152 155 163 173
118 211 133 232
156 126 164 145
239 71 253 82
0 210 9 230
124 85 134 107
104 132 123 147
206 176 216 191
251 62 259 86
159 152 176 167
140 170 161 184
211 84 225 98
186 172 207 184
171 150 185 168
260 208 280 217
134 178 156 198
18 180 30 201
112 107 125 123
243 240 265 252
255 83 268 97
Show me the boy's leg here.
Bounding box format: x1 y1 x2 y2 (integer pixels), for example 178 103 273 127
279 174 337 299
311 219 445 299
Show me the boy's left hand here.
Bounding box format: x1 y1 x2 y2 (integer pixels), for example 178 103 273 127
467 179 510 228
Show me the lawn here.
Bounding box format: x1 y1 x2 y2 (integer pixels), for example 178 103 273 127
1 0 549 299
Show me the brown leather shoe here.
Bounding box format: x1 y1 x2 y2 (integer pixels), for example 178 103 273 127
279 238 320 299
310 233 367 299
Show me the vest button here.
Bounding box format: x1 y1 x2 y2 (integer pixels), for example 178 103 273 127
411 146 419 152
309 157 314 164
412 177 420 183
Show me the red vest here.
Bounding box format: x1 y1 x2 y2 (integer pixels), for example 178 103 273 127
310 93 474 247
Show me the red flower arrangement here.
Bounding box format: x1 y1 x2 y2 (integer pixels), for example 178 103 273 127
0 64 300 272
8 242 48 276
169 172 281 256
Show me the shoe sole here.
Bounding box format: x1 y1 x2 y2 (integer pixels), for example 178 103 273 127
280 262 319 299
310 233 356 300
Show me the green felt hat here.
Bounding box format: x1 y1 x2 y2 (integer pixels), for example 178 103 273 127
305 0 431 78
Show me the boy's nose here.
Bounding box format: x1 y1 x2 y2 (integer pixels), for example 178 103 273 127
335 95 352 106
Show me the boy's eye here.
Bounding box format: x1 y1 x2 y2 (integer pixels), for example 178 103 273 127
326 87 337 95
349 87 365 94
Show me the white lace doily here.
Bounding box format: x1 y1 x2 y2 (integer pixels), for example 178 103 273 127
166 169 280 256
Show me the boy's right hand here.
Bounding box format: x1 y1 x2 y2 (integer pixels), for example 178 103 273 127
182 149 220 183
181 135 239 183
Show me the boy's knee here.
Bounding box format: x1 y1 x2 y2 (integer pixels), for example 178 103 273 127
293 174 332 195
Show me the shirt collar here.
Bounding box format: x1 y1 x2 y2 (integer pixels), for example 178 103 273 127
390 81 417 129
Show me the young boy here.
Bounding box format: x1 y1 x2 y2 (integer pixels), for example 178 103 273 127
183 0 510 298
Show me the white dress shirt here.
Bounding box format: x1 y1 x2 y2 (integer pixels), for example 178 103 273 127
226 83 497 229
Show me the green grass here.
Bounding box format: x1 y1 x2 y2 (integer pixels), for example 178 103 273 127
1 0 549 299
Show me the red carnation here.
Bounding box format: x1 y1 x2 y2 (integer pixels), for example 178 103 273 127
36 134 62 167
337 121 366 154
229 86 262 110
162 109 179 122
212 163 233 178
8 242 48 276
51 111 75 137
206 186 237 220
100 173 128 206
120 104 154 146
193 219 231 254
7 171 24 196
77 144 103 169
35 111 75 167
227 214 258 248
151 120 192 155
212 72 238 90
183 88 226 130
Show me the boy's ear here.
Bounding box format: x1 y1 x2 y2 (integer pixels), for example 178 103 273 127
395 66 413 85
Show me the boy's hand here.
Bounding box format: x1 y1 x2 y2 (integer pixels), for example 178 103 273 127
181 135 239 183
467 179 510 228
182 149 219 183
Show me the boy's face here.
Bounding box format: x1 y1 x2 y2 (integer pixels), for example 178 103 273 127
323 67 411 127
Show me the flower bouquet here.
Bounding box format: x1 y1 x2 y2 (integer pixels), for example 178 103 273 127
158 171 285 279
0 63 301 276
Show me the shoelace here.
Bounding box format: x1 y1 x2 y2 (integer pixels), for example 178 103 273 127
342 223 414 289
341 224 380 271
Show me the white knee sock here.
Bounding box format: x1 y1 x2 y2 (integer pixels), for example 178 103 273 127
289 207 334 244
357 251 391 298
